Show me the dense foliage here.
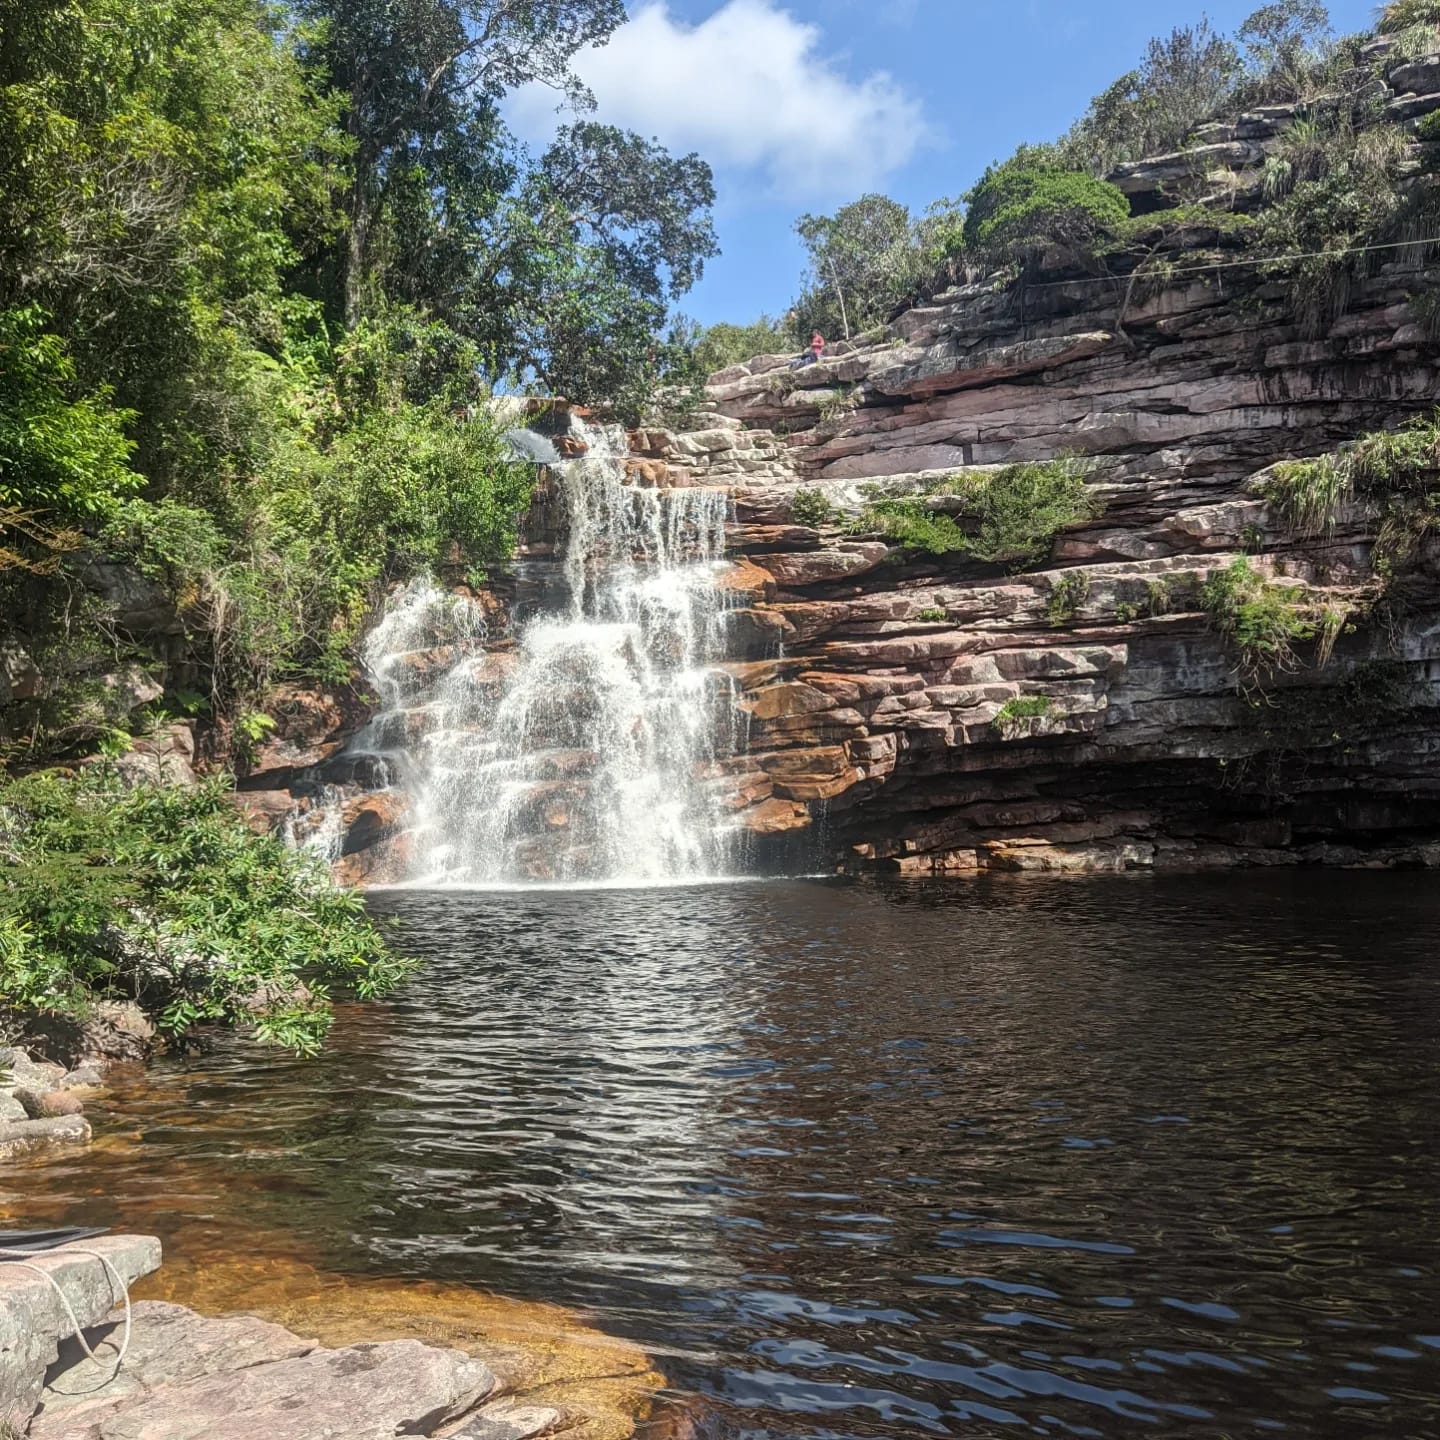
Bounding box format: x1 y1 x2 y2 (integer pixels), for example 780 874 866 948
0 770 412 1052
1201 557 1343 680
1 0 719 757
1258 411 1440 573
963 160 1129 272
858 460 1099 571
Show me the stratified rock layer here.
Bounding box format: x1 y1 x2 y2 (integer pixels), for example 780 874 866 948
663 220 1440 872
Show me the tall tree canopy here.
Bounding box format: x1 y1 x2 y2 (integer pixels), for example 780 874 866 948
0 0 719 758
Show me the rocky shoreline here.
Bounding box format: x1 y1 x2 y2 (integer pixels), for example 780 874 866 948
2 1237 570 1440
0 1030 667 1440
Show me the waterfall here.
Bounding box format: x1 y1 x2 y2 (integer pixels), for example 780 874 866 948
355 422 739 886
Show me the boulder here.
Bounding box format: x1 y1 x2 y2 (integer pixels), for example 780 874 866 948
15 1003 155 1068
448 1401 564 1440
340 790 411 856
32 1302 317 1437
85 1337 494 1440
0 1235 161 1425
14 1087 85 1119
0 1113 92 1158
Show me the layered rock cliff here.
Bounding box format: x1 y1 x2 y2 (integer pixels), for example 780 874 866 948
245 50 1440 877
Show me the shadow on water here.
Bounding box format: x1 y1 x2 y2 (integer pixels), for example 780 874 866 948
4 872 1440 1437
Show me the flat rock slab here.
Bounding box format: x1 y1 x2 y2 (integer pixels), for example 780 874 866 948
0 1235 161 1425
33 1301 316 1436
442 1399 563 1439
40 1325 495 1440
0 1112 91 1158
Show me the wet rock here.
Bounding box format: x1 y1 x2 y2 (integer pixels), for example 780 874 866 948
239 684 371 790
0 1113 92 1158
447 1400 564 1440
335 832 414 888
15 1087 85 1119
227 787 300 836
340 790 411 856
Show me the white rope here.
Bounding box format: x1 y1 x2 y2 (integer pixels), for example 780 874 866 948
0 1245 133 1390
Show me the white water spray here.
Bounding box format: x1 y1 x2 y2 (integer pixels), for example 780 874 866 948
355 423 739 885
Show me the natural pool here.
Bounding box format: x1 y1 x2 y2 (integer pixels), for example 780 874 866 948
6 873 1440 1437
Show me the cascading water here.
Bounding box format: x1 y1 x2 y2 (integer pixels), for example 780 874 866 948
354 422 741 886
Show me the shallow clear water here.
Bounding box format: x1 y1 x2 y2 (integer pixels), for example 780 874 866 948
11 874 1440 1437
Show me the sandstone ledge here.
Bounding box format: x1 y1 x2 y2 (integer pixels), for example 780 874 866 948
4 1246 572 1440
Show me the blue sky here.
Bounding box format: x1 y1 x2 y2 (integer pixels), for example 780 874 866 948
508 0 1380 326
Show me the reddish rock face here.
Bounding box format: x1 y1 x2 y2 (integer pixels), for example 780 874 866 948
340 791 410 856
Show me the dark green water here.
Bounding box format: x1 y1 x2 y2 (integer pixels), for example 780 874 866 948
17 874 1440 1437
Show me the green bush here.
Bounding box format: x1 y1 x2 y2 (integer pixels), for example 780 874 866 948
1058 20 1242 174
1258 414 1440 567
1201 556 1339 679
1047 571 1091 623
964 160 1130 270
0 307 140 521
916 605 948 622
1255 119 1411 336
859 459 1099 570
1419 110 1440 143
860 500 971 555
1381 0 1440 28
790 487 840 527
690 317 794 375
0 769 413 1054
944 460 1100 568
994 695 1054 729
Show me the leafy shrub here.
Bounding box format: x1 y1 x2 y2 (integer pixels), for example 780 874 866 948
1418 110 1440 143
1047 571 1091 623
0 770 413 1053
1058 21 1243 174
964 160 1130 270
1255 119 1411 335
861 500 971 555
689 317 795 375
792 194 920 340
943 460 1100 568
916 605 948 622
1260 414 1440 571
0 307 140 521
1381 0 1440 28
994 695 1054 731
1236 1 1334 103
1201 557 1337 679
859 460 1099 569
790 488 839 527
818 385 860 422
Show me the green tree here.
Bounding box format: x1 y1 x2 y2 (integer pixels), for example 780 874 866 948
964 156 1130 271
295 0 625 324
793 194 918 340
1238 1 1332 100
1059 20 1242 174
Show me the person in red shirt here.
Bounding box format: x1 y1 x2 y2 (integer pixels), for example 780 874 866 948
790 330 826 369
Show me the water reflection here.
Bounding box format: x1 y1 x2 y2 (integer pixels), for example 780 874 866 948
5 874 1440 1438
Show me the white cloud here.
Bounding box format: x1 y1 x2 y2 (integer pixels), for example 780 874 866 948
507 0 931 201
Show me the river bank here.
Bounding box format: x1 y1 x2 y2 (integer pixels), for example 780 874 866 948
0 1035 672 1439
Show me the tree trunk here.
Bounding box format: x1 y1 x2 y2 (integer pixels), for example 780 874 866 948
344 76 372 328
345 180 371 328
